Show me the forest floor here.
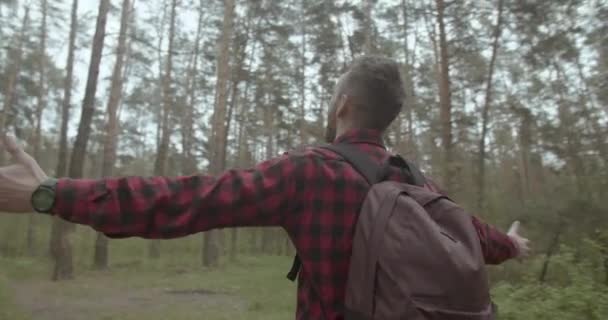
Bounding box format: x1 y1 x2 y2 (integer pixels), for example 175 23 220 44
0 254 296 320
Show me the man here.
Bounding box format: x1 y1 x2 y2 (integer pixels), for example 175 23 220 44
0 55 530 319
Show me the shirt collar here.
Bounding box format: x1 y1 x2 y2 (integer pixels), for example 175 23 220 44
334 129 386 149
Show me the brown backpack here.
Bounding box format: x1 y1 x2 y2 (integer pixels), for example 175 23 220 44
287 144 496 320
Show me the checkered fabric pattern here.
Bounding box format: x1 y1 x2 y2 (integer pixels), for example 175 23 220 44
52 129 516 320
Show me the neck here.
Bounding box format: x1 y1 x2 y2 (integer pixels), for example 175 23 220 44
335 122 363 140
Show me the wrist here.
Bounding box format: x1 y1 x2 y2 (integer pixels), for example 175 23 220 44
507 234 521 258
31 178 58 214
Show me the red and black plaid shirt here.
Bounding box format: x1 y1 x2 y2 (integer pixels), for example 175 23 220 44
52 129 516 320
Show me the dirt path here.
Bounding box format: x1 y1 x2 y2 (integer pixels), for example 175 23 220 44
10 274 245 320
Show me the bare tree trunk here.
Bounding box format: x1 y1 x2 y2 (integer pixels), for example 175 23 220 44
398 0 419 161
363 0 374 54
55 0 110 281
231 104 250 260
435 0 454 192
26 0 48 256
68 0 110 179
0 5 29 161
149 0 177 259
234 30 257 259
298 0 308 145
261 102 275 254
93 0 131 270
518 108 532 203
182 0 204 176
476 0 504 212
203 0 235 267
50 0 78 282
222 83 239 260
148 0 168 260
55 0 78 181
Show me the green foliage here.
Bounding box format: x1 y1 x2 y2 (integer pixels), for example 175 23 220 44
493 240 608 320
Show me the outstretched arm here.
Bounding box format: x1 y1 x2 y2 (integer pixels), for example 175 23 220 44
52 155 300 239
423 177 529 264
470 215 518 264
0 135 300 239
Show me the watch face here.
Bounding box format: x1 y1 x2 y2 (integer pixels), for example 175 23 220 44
32 188 55 212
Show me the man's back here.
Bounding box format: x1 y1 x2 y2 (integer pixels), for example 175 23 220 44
282 129 516 319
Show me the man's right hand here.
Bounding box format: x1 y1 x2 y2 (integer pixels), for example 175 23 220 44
0 135 48 213
507 221 531 259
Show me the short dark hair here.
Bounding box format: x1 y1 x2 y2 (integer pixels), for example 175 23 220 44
340 55 405 131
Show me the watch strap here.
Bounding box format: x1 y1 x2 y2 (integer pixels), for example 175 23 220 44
40 177 59 190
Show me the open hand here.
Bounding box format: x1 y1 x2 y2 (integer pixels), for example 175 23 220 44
507 221 531 259
0 135 47 213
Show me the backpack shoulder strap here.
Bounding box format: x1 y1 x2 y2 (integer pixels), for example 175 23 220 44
321 144 383 185
324 144 427 187
386 154 427 187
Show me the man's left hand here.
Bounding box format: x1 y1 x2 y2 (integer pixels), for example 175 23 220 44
0 135 48 213
507 221 531 259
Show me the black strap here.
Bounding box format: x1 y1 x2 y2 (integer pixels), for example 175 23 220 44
321 144 384 185
286 143 425 282
386 154 426 187
287 254 302 281
286 255 301 281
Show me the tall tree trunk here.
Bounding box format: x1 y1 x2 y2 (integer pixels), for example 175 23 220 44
149 0 177 259
55 0 78 181
182 0 204 176
261 103 275 254
68 0 110 179
50 0 78 281
231 111 248 261
298 0 308 145
435 0 454 192
234 28 256 258
399 0 418 161
363 0 374 54
26 0 47 256
517 107 532 204
226 81 240 261
55 0 110 281
93 0 131 270
476 0 504 212
0 5 29 162
202 0 235 267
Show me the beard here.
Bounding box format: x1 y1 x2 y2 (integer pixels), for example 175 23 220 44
324 105 338 143
324 123 336 143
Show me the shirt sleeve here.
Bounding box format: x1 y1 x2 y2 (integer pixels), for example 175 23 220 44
423 176 518 264
51 154 301 239
470 215 518 265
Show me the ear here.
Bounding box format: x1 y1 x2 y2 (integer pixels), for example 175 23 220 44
335 94 350 118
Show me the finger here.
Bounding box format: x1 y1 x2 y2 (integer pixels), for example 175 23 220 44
2 135 22 157
2 135 47 181
508 221 521 235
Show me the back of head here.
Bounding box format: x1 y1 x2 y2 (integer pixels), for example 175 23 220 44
341 55 405 132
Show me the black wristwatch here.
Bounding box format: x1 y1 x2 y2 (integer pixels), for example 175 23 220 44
31 178 58 214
